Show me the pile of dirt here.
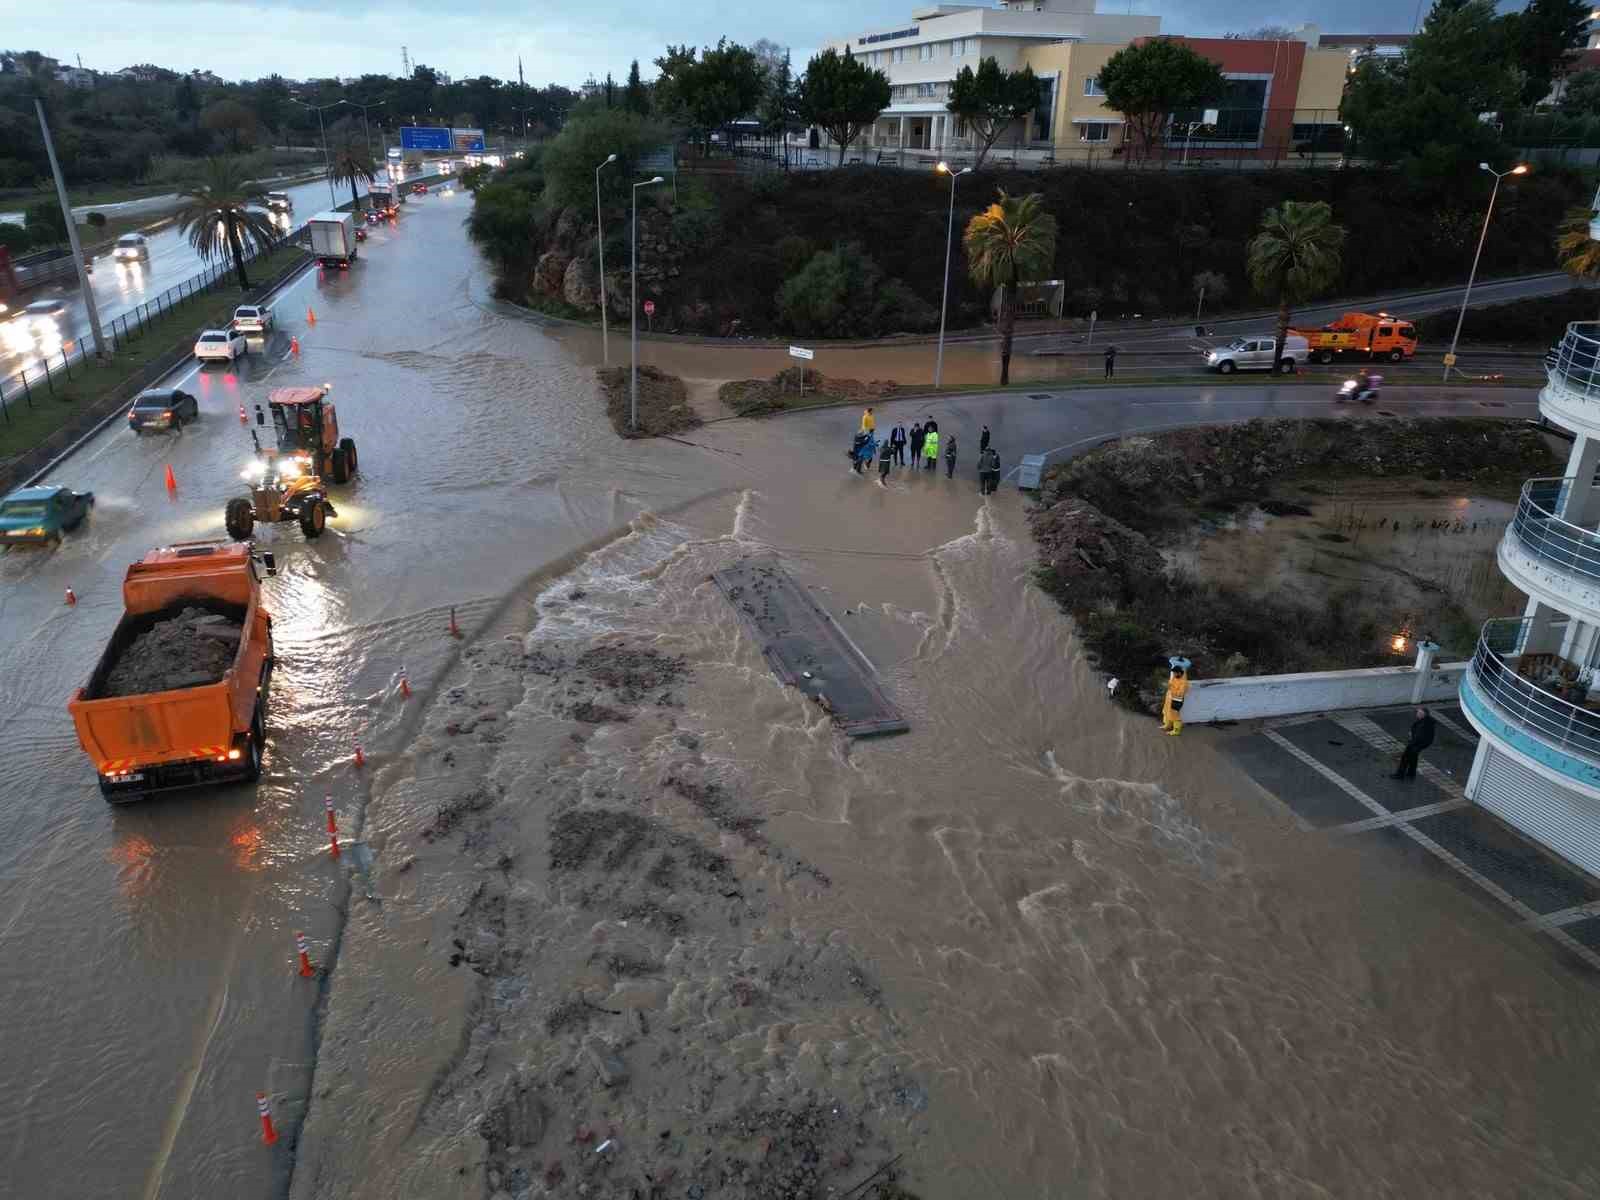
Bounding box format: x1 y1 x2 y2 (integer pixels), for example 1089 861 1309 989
574 643 688 703
720 368 899 417
1028 417 1563 713
1039 417 1559 537
597 364 702 439
100 606 241 697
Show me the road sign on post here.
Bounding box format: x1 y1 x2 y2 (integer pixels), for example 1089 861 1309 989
789 346 813 399
451 128 486 153
644 299 654 331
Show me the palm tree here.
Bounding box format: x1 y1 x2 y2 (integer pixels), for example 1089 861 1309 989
175 157 279 290
1557 205 1600 320
1246 200 1347 370
962 190 1058 385
328 131 377 212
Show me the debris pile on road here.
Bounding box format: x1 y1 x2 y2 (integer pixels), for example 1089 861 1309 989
102 607 241 696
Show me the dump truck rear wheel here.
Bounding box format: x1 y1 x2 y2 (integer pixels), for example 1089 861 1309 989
225 497 254 541
300 500 326 539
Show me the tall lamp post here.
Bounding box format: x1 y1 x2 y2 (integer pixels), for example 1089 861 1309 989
32 95 105 357
631 175 666 429
596 153 617 366
289 96 342 206
1443 161 1528 383
934 161 971 389
338 97 387 163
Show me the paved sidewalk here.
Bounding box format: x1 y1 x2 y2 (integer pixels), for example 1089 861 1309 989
1219 702 1600 973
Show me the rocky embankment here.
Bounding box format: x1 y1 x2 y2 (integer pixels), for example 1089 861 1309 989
1028 417 1560 710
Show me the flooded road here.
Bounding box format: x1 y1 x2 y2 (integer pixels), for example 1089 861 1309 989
1 188 1593 1200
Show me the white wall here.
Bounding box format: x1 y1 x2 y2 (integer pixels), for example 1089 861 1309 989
1178 663 1467 724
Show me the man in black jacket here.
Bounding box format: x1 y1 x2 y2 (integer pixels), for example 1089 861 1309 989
1392 706 1436 780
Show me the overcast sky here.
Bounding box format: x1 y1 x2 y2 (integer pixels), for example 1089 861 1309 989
10 0 1431 86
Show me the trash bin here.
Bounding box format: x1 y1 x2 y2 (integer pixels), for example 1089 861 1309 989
1017 453 1046 489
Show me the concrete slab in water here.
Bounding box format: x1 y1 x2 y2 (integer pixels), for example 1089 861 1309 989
711 557 909 737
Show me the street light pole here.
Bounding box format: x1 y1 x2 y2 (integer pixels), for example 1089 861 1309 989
596 154 617 366
631 176 666 430
934 161 970 389
290 97 340 206
1444 161 1528 383
33 96 105 358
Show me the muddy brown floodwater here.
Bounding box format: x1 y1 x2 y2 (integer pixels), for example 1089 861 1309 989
295 407 1600 1198
3 195 1597 1200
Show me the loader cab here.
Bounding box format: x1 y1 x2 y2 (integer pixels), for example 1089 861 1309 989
251 384 358 485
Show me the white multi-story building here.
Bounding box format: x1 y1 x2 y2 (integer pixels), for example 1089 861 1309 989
820 0 1159 157
1462 316 1600 879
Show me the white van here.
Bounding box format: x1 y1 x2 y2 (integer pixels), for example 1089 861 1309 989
112 233 149 261
1205 333 1309 374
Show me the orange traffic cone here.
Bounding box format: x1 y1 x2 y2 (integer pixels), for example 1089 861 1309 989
290 336 300 357
238 404 247 422
353 744 365 768
64 587 76 606
449 606 460 638
306 307 317 326
325 794 337 834
399 674 411 700
257 1092 278 1145
296 931 315 978
164 464 177 492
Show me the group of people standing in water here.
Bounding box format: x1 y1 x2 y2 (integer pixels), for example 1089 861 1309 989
854 408 1003 493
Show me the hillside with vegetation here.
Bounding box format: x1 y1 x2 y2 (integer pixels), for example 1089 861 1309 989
469 135 1587 338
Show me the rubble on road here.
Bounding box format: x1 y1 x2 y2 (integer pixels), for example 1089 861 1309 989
101 606 241 697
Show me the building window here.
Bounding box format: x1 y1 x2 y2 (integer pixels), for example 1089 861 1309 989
950 38 965 57
1079 122 1111 142
893 48 906 64
920 43 934 61
1032 76 1055 142
955 117 968 139
1172 77 1269 144
1291 122 1346 151
1083 76 1104 96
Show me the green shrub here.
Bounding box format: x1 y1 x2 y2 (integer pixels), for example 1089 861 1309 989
23 199 66 244
540 109 670 211
671 206 720 252
775 244 935 337
775 234 812 276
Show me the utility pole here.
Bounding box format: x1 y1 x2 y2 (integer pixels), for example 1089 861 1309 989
402 46 412 78
34 96 105 359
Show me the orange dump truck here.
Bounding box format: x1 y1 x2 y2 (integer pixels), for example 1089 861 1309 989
69 541 275 802
1292 311 1418 364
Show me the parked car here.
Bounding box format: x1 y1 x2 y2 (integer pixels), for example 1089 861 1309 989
0 484 94 546
24 298 67 323
231 304 274 335
194 328 248 362
128 387 199 434
113 234 150 262
1204 334 1310 374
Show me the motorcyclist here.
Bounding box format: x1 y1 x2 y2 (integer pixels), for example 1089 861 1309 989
1356 366 1376 402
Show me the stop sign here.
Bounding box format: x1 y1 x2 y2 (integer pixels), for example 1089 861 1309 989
643 300 655 316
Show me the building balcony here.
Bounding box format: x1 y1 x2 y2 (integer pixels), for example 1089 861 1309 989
1499 477 1600 623
1459 616 1600 792
1539 321 1600 437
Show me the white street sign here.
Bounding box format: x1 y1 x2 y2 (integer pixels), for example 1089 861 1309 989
788 346 815 360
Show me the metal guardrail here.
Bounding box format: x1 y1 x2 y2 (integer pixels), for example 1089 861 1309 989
0 221 310 422
1546 322 1600 402
1470 616 1600 763
1509 476 1600 584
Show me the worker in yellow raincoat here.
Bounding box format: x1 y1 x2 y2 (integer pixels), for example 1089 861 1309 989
1162 663 1190 736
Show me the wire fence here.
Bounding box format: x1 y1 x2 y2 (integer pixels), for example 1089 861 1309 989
0 221 311 424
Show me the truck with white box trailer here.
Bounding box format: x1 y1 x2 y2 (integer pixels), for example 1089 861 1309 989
307 211 357 269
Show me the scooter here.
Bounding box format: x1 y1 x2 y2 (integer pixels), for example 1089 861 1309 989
1335 373 1382 405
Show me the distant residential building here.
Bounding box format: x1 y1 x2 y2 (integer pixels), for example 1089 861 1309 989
116 64 177 82
821 0 1161 158
814 8 1351 164
55 66 96 89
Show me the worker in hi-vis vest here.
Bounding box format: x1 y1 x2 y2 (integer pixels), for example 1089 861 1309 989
1162 663 1190 736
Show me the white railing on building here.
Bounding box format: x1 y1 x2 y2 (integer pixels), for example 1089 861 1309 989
1469 616 1600 764
1547 321 1600 402
1509 477 1600 583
